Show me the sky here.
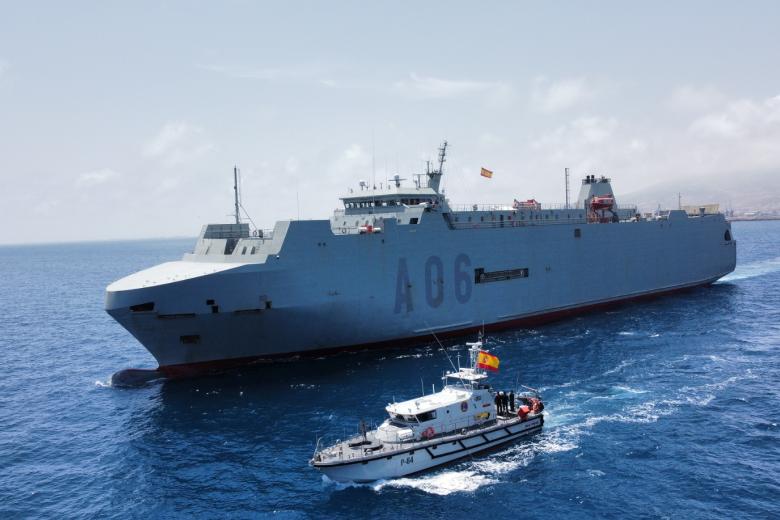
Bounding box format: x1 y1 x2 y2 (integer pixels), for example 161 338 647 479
1 1 779 244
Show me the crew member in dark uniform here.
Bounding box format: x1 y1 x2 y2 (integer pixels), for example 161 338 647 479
509 391 515 412
494 392 501 415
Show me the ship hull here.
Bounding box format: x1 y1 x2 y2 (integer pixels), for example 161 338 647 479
106 213 736 373
314 415 544 483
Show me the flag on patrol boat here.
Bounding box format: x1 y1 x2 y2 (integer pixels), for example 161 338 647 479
480 167 493 179
476 350 500 371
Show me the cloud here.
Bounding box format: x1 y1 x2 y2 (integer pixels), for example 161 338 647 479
198 63 288 80
479 133 505 147
76 168 121 186
669 85 726 112
143 121 215 166
393 73 512 102
284 156 299 174
532 116 619 150
328 144 374 185
318 79 338 88
689 95 780 138
532 77 590 112
0 59 7 77
197 62 328 84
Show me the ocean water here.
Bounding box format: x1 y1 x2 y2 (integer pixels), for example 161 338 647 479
1 221 778 519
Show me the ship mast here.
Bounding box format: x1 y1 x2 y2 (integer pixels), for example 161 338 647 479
233 166 240 225
426 140 448 192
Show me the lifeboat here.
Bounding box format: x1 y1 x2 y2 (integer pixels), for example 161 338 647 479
590 195 615 211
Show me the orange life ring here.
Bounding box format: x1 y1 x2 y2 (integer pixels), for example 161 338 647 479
517 405 530 420
422 426 435 439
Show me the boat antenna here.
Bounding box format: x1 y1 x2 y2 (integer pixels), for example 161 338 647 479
426 326 458 374
425 323 466 387
233 166 241 225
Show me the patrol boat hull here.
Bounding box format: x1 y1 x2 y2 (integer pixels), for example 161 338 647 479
105 166 736 374
314 415 543 483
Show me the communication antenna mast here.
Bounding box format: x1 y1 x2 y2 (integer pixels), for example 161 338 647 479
233 166 240 225
437 140 448 174
426 140 448 192
565 167 570 209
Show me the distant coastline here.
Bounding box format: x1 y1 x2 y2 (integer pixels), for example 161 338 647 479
728 216 780 222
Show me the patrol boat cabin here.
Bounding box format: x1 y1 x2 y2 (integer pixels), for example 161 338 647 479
377 349 495 443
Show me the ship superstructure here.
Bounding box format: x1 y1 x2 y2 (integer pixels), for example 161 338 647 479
105 142 737 375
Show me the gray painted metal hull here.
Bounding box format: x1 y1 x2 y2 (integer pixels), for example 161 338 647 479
106 212 736 373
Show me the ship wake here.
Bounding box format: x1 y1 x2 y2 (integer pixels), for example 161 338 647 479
717 255 780 283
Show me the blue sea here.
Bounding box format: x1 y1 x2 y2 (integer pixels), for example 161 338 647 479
1 221 778 519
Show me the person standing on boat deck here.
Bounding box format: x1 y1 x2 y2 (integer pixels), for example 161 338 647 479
503 392 509 414
494 392 501 415
509 391 515 412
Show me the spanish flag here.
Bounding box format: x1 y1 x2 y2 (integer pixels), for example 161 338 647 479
480 167 493 179
476 350 500 371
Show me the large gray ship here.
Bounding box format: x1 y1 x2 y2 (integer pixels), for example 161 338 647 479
106 142 737 376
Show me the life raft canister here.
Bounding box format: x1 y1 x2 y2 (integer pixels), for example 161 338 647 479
517 405 530 420
530 398 543 413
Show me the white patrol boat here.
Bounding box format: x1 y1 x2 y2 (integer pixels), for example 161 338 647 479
311 337 544 482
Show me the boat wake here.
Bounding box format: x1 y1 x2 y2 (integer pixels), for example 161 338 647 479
348 368 756 496
717 256 780 283
374 471 498 496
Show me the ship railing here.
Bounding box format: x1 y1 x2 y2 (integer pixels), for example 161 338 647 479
449 203 638 212
446 217 588 229
449 202 576 212
316 417 505 461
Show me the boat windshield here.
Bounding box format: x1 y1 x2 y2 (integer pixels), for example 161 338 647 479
388 413 416 426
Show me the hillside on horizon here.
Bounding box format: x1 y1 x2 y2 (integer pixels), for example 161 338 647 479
621 170 779 213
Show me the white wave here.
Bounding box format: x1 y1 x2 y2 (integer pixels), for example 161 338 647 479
321 475 376 491
470 457 526 475
587 469 606 477
94 379 112 388
618 331 636 336
613 385 647 394
539 359 638 392
717 256 780 283
602 359 639 376
374 470 497 495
